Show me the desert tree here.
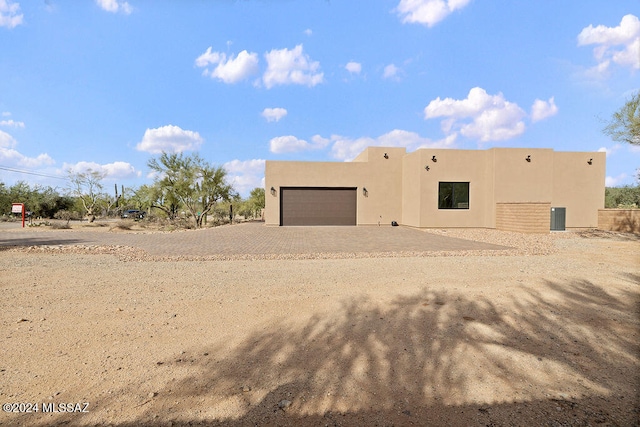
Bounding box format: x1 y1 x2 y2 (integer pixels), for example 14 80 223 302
134 183 180 220
147 152 236 228
0 182 9 215
67 169 107 222
1 181 74 218
603 91 640 146
604 186 640 208
245 187 265 219
603 91 640 183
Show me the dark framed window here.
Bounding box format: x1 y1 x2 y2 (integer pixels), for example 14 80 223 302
438 182 469 209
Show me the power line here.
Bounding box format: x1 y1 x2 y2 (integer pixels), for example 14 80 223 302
0 165 69 181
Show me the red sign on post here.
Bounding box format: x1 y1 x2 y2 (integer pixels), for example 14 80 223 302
12 203 25 228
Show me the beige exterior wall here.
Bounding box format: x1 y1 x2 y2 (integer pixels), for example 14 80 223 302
412 149 493 228
401 150 421 227
492 148 554 203
265 146 605 230
265 147 406 226
552 152 606 228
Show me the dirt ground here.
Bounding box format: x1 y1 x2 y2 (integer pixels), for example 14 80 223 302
0 225 639 426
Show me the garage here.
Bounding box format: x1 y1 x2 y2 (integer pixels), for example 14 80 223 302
280 187 357 226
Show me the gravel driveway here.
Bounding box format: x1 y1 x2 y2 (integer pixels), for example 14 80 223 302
0 222 510 257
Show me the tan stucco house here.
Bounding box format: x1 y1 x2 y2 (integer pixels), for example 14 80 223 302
264 146 605 233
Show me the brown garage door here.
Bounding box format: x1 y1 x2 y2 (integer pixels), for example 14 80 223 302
280 187 357 226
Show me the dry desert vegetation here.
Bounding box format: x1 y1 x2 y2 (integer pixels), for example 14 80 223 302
0 225 639 427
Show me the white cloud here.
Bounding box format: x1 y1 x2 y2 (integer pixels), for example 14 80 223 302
581 60 612 81
424 87 527 142
194 47 222 68
1 112 10 117
269 129 457 161
598 144 622 157
383 63 400 79
605 173 628 187
329 129 457 161
20 154 54 168
63 161 140 179
396 0 471 27
530 97 558 123
577 14 640 76
0 149 54 168
0 119 25 128
262 44 324 89
269 136 310 153
269 134 329 154
223 158 265 175
102 161 140 178
346 61 362 74
136 125 203 154
266 128 461 161
0 0 23 28
195 47 259 84
261 107 288 122
304 28 312 36
311 134 330 148
0 129 16 148
223 159 265 196
0 129 54 167
95 0 132 15
330 135 377 161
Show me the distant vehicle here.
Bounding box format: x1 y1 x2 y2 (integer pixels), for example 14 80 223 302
121 209 145 219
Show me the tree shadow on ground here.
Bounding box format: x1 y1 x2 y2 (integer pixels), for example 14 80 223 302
579 229 640 242
34 276 639 426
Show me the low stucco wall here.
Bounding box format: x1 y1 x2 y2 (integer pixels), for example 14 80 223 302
496 202 550 234
598 209 640 234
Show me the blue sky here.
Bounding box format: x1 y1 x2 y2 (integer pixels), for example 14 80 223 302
0 0 639 196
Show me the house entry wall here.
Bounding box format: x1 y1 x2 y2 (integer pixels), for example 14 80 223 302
280 187 357 226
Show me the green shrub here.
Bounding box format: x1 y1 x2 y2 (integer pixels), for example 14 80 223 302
605 186 640 208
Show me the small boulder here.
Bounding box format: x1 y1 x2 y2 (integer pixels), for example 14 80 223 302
278 399 292 411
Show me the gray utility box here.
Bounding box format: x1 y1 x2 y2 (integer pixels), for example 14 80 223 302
550 207 566 231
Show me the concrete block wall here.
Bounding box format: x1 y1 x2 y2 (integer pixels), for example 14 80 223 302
598 209 640 234
495 202 551 234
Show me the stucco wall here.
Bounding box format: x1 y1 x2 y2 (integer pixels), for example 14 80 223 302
415 149 493 228
265 146 605 230
492 148 554 204
401 150 422 227
496 202 551 234
360 147 405 225
598 209 640 234
552 152 606 228
265 147 406 226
